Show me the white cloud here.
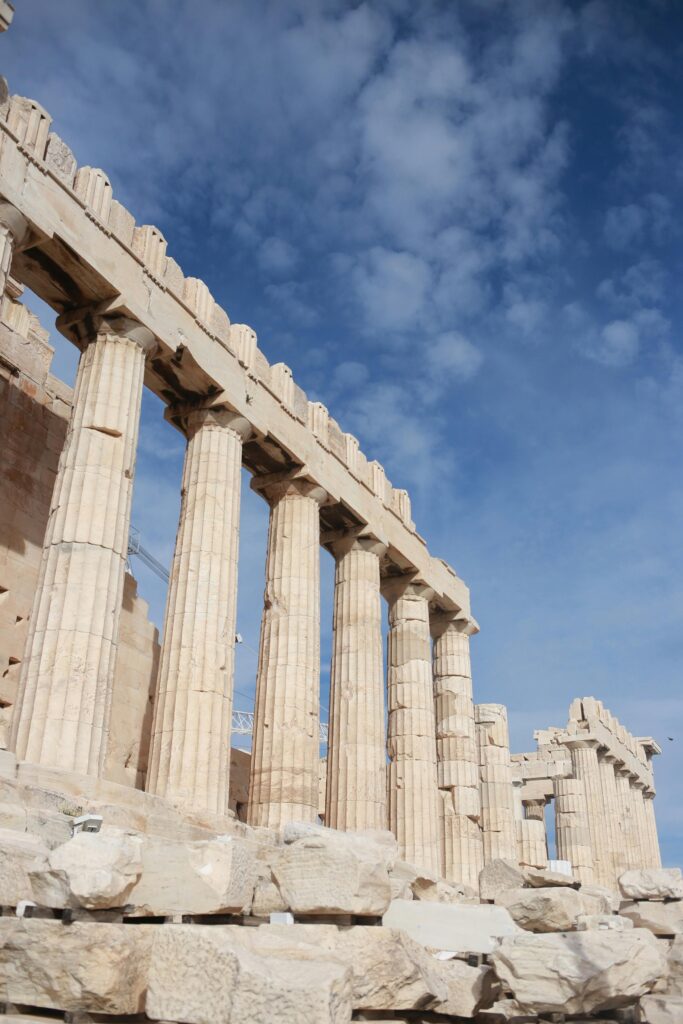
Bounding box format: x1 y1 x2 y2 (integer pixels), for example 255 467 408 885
258 236 299 274
352 247 432 333
427 332 483 383
596 319 640 367
603 203 647 250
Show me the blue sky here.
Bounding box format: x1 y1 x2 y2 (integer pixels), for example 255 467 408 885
3 1 682 863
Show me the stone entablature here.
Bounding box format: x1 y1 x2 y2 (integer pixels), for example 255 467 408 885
0 94 470 620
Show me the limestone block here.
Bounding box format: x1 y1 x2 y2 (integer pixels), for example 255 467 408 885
619 868 683 901
128 834 257 916
270 838 391 916
494 886 608 932
163 255 185 296
230 923 449 1012
308 400 329 446
146 924 353 1024
577 913 633 930
0 918 152 1014
74 166 112 221
523 865 579 888
132 224 166 277
211 303 231 343
281 822 398 870
183 276 214 325
640 995 683 1024
620 899 683 936
479 858 526 901
491 929 666 1015
44 133 77 186
382 898 523 955
230 323 257 367
432 959 500 1018
29 829 142 910
582 881 621 911
7 96 51 158
108 199 135 247
0 828 49 905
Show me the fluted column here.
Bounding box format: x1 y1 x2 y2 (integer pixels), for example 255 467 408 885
565 740 612 887
432 614 482 889
614 767 637 871
554 777 594 885
247 474 327 829
629 781 650 868
517 818 547 869
475 703 518 864
10 315 154 774
643 794 662 868
146 405 252 814
385 578 440 875
0 203 29 296
325 531 388 832
598 752 621 888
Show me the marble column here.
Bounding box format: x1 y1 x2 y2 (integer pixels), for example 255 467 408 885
643 794 662 869
11 315 154 774
598 751 621 888
432 614 482 888
629 781 650 868
614 767 637 871
146 405 252 815
475 703 518 864
247 474 327 829
565 740 611 887
517 818 547 869
385 578 441 875
0 202 28 296
325 531 387 832
554 777 594 885
524 799 547 822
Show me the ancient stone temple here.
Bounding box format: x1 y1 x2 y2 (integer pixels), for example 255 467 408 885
0 10 679 1024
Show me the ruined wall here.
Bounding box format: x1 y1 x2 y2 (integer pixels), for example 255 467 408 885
0 285 159 788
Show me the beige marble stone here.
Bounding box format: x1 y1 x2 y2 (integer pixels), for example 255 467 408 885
598 752 622 887
619 867 683 901
325 531 387 832
554 776 594 885
248 474 327 829
494 886 609 933
491 928 665 1015
0 918 153 1015
385 577 441 875
476 703 517 864
10 315 154 775
615 767 638 870
432 613 483 889
516 817 547 869
644 793 662 868
0 203 28 296
565 739 612 888
146 405 251 815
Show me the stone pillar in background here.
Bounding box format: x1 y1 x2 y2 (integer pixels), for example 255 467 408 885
597 751 621 888
565 739 612 887
432 613 482 889
517 818 547 869
247 474 326 829
554 776 595 885
524 799 547 821
11 315 154 775
325 530 387 832
146 405 251 815
614 767 637 872
629 781 650 868
385 578 441 875
643 793 662 869
0 203 28 297
475 703 518 864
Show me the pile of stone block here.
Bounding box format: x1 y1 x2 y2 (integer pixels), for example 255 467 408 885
0 763 680 1023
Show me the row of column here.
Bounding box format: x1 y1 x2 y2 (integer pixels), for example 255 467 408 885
560 739 661 888
3 213 478 880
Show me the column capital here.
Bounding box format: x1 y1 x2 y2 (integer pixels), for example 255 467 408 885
0 201 29 247
381 573 434 605
251 466 328 506
560 735 601 751
57 308 156 355
324 525 388 561
165 401 253 442
430 609 479 640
